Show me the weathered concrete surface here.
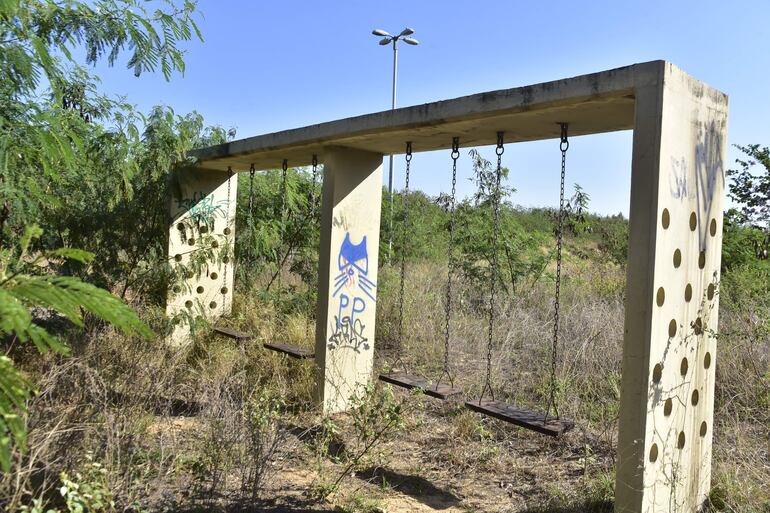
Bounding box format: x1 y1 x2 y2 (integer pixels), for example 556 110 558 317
166 167 237 345
189 61 660 172
314 147 383 414
616 62 728 513
169 60 729 513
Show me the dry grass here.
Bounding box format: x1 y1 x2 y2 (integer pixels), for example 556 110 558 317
1 252 768 512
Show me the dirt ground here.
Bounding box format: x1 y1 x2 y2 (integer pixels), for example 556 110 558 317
151 390 614 513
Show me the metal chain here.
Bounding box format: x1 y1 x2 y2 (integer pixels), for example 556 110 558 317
280 159 288 235
438 137 460 388
395 142 412 371
277 159 288 287
546 123 569 421
481 132 505 402
310 154 318 218
248 164 256 213
222 167 233 315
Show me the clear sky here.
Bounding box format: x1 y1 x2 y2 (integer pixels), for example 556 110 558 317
92 0 770 215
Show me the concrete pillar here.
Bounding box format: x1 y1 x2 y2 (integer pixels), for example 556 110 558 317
166 167 238 344
314 147 383 414
616 63 728 512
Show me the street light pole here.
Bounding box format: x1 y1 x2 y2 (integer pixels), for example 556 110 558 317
372 27 419 264
387 38 397 263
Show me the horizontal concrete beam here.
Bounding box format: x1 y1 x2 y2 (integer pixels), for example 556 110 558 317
190 60 725 175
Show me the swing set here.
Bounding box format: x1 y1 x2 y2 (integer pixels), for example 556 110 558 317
379 129 574 436
171 61 727 512
215 157 321 360
212 125 575 436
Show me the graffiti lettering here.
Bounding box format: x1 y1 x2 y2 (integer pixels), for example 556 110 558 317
328 232 376 352
177 192 229 224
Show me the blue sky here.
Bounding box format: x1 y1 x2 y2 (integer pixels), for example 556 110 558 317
93 0 770 215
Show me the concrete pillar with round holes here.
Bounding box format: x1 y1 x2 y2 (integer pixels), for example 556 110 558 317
616 63 728 512
314 147 384 414
166 167 238 345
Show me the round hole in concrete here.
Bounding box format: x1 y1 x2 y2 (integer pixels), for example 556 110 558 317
685 284 693 302
668 319 677 338
211 240 219 248
649 443 659 462
177 223 185 230
196 286 204 294
656 287 665 307
689 212 697 231
704 352 712 369
174 254 182 262
187 238 195 246
680 357 689 376
698 251 706 269
673 249 682 268
700 421 708 437
662 209 670 229
184 300 193 309
222 256 230 264
199 225 208 234
172 285 181 293
209 301 217 309
210 272 218 280
707 283 715 300
220 287 228 294
223 227 232 236
652 364 663 384
710 219 717 237
664 398 673 416
691 389 699 406
678 431 686 449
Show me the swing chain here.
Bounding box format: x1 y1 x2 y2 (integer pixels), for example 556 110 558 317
395 142 412 371
481 132 505 402
546 123 569 421
310 154 318 217
223 167 233 314
280 159 288 227
248 164 256 212
438 138 460 388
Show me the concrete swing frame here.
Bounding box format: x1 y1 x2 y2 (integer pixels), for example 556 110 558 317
166 61 728 513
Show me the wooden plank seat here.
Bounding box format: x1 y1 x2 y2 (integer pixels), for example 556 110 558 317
464 399 574 437
263 342 314 359
379 372 463 400
213 326 254 340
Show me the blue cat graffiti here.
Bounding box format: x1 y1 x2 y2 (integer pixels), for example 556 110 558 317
328 233 376 352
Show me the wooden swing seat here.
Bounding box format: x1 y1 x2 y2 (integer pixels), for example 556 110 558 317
263 342 315 359
213 326 254 340
379 372 463 400
465 399 574 437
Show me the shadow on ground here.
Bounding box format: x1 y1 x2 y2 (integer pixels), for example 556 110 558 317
355 466 462 510
165 497 337 513
521 500 613 513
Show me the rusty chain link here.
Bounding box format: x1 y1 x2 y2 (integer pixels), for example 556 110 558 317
437 137 460 389
480 132 505 402
395 142 412 372
545 123 569 421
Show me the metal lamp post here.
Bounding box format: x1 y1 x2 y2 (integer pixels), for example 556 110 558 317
372 27 419 263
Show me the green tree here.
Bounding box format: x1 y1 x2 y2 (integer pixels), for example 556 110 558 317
0 0 207 471
725 144 770 263
728 144 770 228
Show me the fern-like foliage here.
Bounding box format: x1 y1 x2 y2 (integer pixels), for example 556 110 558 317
0 226 152 471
